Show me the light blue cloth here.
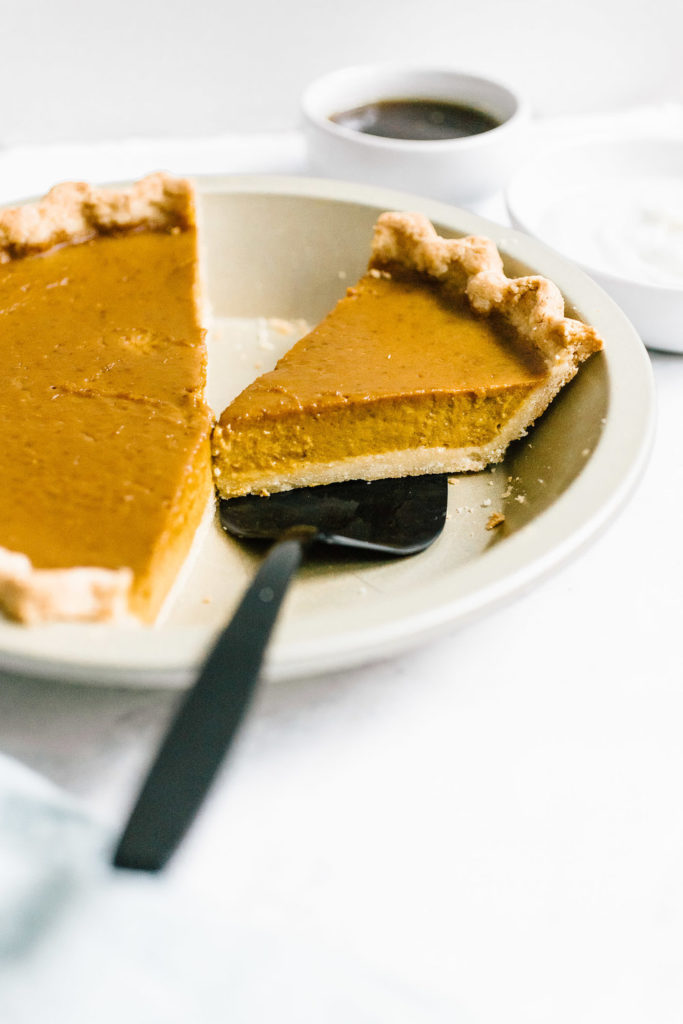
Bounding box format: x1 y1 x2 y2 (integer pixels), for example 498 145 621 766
0 754 465 1024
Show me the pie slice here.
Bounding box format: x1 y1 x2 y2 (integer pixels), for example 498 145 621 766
212 212 603 499
0 173 213 624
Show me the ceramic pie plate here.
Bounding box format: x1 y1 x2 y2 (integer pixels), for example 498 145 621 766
0 176 655 687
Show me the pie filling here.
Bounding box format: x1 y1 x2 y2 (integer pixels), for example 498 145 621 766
0 224 212 623
218 388 534 475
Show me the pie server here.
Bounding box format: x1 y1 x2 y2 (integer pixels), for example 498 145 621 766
112 473 449 872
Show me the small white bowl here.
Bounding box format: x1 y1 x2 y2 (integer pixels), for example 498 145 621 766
506 136 683 353
301 64 529 205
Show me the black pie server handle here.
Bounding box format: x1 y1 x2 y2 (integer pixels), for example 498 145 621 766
112 536 306 872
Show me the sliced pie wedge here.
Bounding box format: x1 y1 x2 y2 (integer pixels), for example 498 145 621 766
212 212 603 499
0 174 213 624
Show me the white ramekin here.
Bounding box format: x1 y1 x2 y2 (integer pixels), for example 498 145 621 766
301 64 529 205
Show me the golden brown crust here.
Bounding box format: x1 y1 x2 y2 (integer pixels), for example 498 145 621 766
370 212 603 364
0 171 196 263
486 512 506 531
0 548 133 625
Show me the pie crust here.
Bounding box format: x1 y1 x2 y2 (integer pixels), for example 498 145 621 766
0 172 195 260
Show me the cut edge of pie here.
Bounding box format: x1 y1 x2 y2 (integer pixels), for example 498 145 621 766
212 211 603 499
0 173 211 626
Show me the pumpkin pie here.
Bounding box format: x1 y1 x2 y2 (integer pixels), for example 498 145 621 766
0 173 212 624
212 212 603 498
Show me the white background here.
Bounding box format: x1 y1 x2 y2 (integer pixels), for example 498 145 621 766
1 0 682 144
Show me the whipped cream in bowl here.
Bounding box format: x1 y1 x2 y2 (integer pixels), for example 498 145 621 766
506 137 683 352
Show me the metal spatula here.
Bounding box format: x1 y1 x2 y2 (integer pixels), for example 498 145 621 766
113 473 448 872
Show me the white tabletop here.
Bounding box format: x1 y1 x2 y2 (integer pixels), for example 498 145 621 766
0 128 681 1022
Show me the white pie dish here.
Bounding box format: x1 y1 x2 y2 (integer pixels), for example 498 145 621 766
505 136 683 353
0 175 655 687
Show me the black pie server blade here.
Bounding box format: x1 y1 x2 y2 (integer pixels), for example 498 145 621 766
113 474 448 872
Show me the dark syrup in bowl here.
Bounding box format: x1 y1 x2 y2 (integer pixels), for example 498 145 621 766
330 98 502 141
